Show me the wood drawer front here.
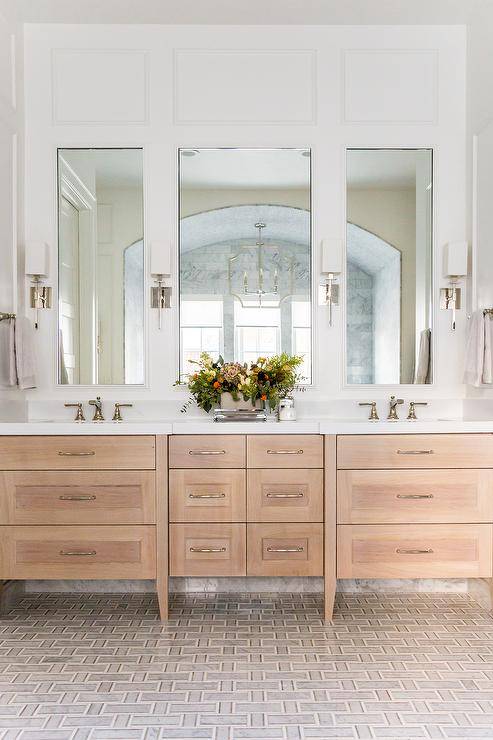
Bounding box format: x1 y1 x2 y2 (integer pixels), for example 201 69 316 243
337 434 493 470
0 525 156 579
337 524 493 579
0 471 156 525
247 469 323 523
337 469 493 524
247 523 323 576
247 435 323 469
169 469 246 523
0 436 156 470
169 436 245 469
169 524 246 576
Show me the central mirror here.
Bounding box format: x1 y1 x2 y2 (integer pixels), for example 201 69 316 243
178 148 312 382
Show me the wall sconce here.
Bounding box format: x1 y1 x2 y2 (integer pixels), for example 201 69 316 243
150 241 172 330
440 241 468 331
25 241 52 329
320 238 342 326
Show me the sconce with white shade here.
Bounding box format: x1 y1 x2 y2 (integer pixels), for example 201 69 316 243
440 241 468 331
320 238 342 325
25 241 52 329
150 241 172 330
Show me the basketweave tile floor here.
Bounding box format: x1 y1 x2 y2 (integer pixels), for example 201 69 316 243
0 593 493 740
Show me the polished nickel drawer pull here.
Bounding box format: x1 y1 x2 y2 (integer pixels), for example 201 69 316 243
396 450 434 455
189 546 227 553
267 449 303 455
188 493 226 499
57 451 96 457
396 494 434 500
396 548 433 555
266 546 304 553
59 495 97 501
266 492 304 498
60 550 97 556
188 450 226 456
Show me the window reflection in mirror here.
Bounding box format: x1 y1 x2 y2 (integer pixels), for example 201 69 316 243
179 148 312 382
57 148 144 385
346 149 433 385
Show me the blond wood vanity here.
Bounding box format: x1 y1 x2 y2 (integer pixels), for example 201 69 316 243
1 430 492 622
0 435 168 618
335 434 493 591
168 434 325 583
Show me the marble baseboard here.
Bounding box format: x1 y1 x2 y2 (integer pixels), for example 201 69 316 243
25 577 469 594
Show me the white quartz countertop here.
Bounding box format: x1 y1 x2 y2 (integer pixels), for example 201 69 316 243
1 418 493 434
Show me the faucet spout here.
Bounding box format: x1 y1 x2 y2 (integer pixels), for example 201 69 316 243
89 396 104 422
387 395 404 421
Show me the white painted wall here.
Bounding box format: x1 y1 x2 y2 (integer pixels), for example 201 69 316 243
20 24 467 407
0 5 23 404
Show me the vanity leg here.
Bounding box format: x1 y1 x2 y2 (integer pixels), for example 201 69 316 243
156 435 168 620
324 435 337 621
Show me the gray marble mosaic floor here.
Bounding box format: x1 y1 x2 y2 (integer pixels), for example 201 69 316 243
0 592 493 739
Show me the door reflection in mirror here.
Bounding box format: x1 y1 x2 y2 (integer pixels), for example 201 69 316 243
346 149 433 385
57 148 144 385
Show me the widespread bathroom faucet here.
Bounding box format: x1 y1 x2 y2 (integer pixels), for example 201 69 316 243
89 396 104 422
387 395 404 421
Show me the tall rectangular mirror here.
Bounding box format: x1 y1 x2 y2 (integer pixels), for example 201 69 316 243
57 148 144 385
179 148 312 382
346 149 433 385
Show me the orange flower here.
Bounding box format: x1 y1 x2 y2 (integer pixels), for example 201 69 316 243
213 381 221 389
261 394 267 401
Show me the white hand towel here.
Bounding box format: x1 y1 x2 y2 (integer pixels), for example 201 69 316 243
414 328 431 384
0 317 17 387
14 316 36 389
483 313 493 384
464 310 486 386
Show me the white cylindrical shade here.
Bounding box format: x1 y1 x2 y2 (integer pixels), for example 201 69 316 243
25 241 49 277
321 238 343 275
445 241 468 277
150 241 171 276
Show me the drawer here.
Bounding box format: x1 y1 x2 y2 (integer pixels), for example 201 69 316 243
169 469 246 523
337 524 493 579
169 436 245 469
337 469 493 524
247 469 323 523
337 434 493 470
169 524 246 576
0 525 156 579
247 435 323 469
247 523 323 576
0 471 155 525
0 436 156 470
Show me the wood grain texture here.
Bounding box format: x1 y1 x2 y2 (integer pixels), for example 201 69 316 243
247 435 323 469
324 436 336 621
0 436 156 470
0 525 156 579
337 524 493 579
169 523 246 576
337 469 493 524
156 436 168 620
337 434 493 470
0 471 156 525
169 468 246 523
169 435 246 469
247 523 323 576
247 468 323 523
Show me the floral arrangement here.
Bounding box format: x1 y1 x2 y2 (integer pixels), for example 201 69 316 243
177 353 305 413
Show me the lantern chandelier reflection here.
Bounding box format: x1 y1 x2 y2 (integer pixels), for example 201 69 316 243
228 221 295 308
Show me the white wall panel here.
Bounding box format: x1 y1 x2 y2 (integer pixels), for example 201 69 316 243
174 49 316 124
343 49 438 124
52 49 148 124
